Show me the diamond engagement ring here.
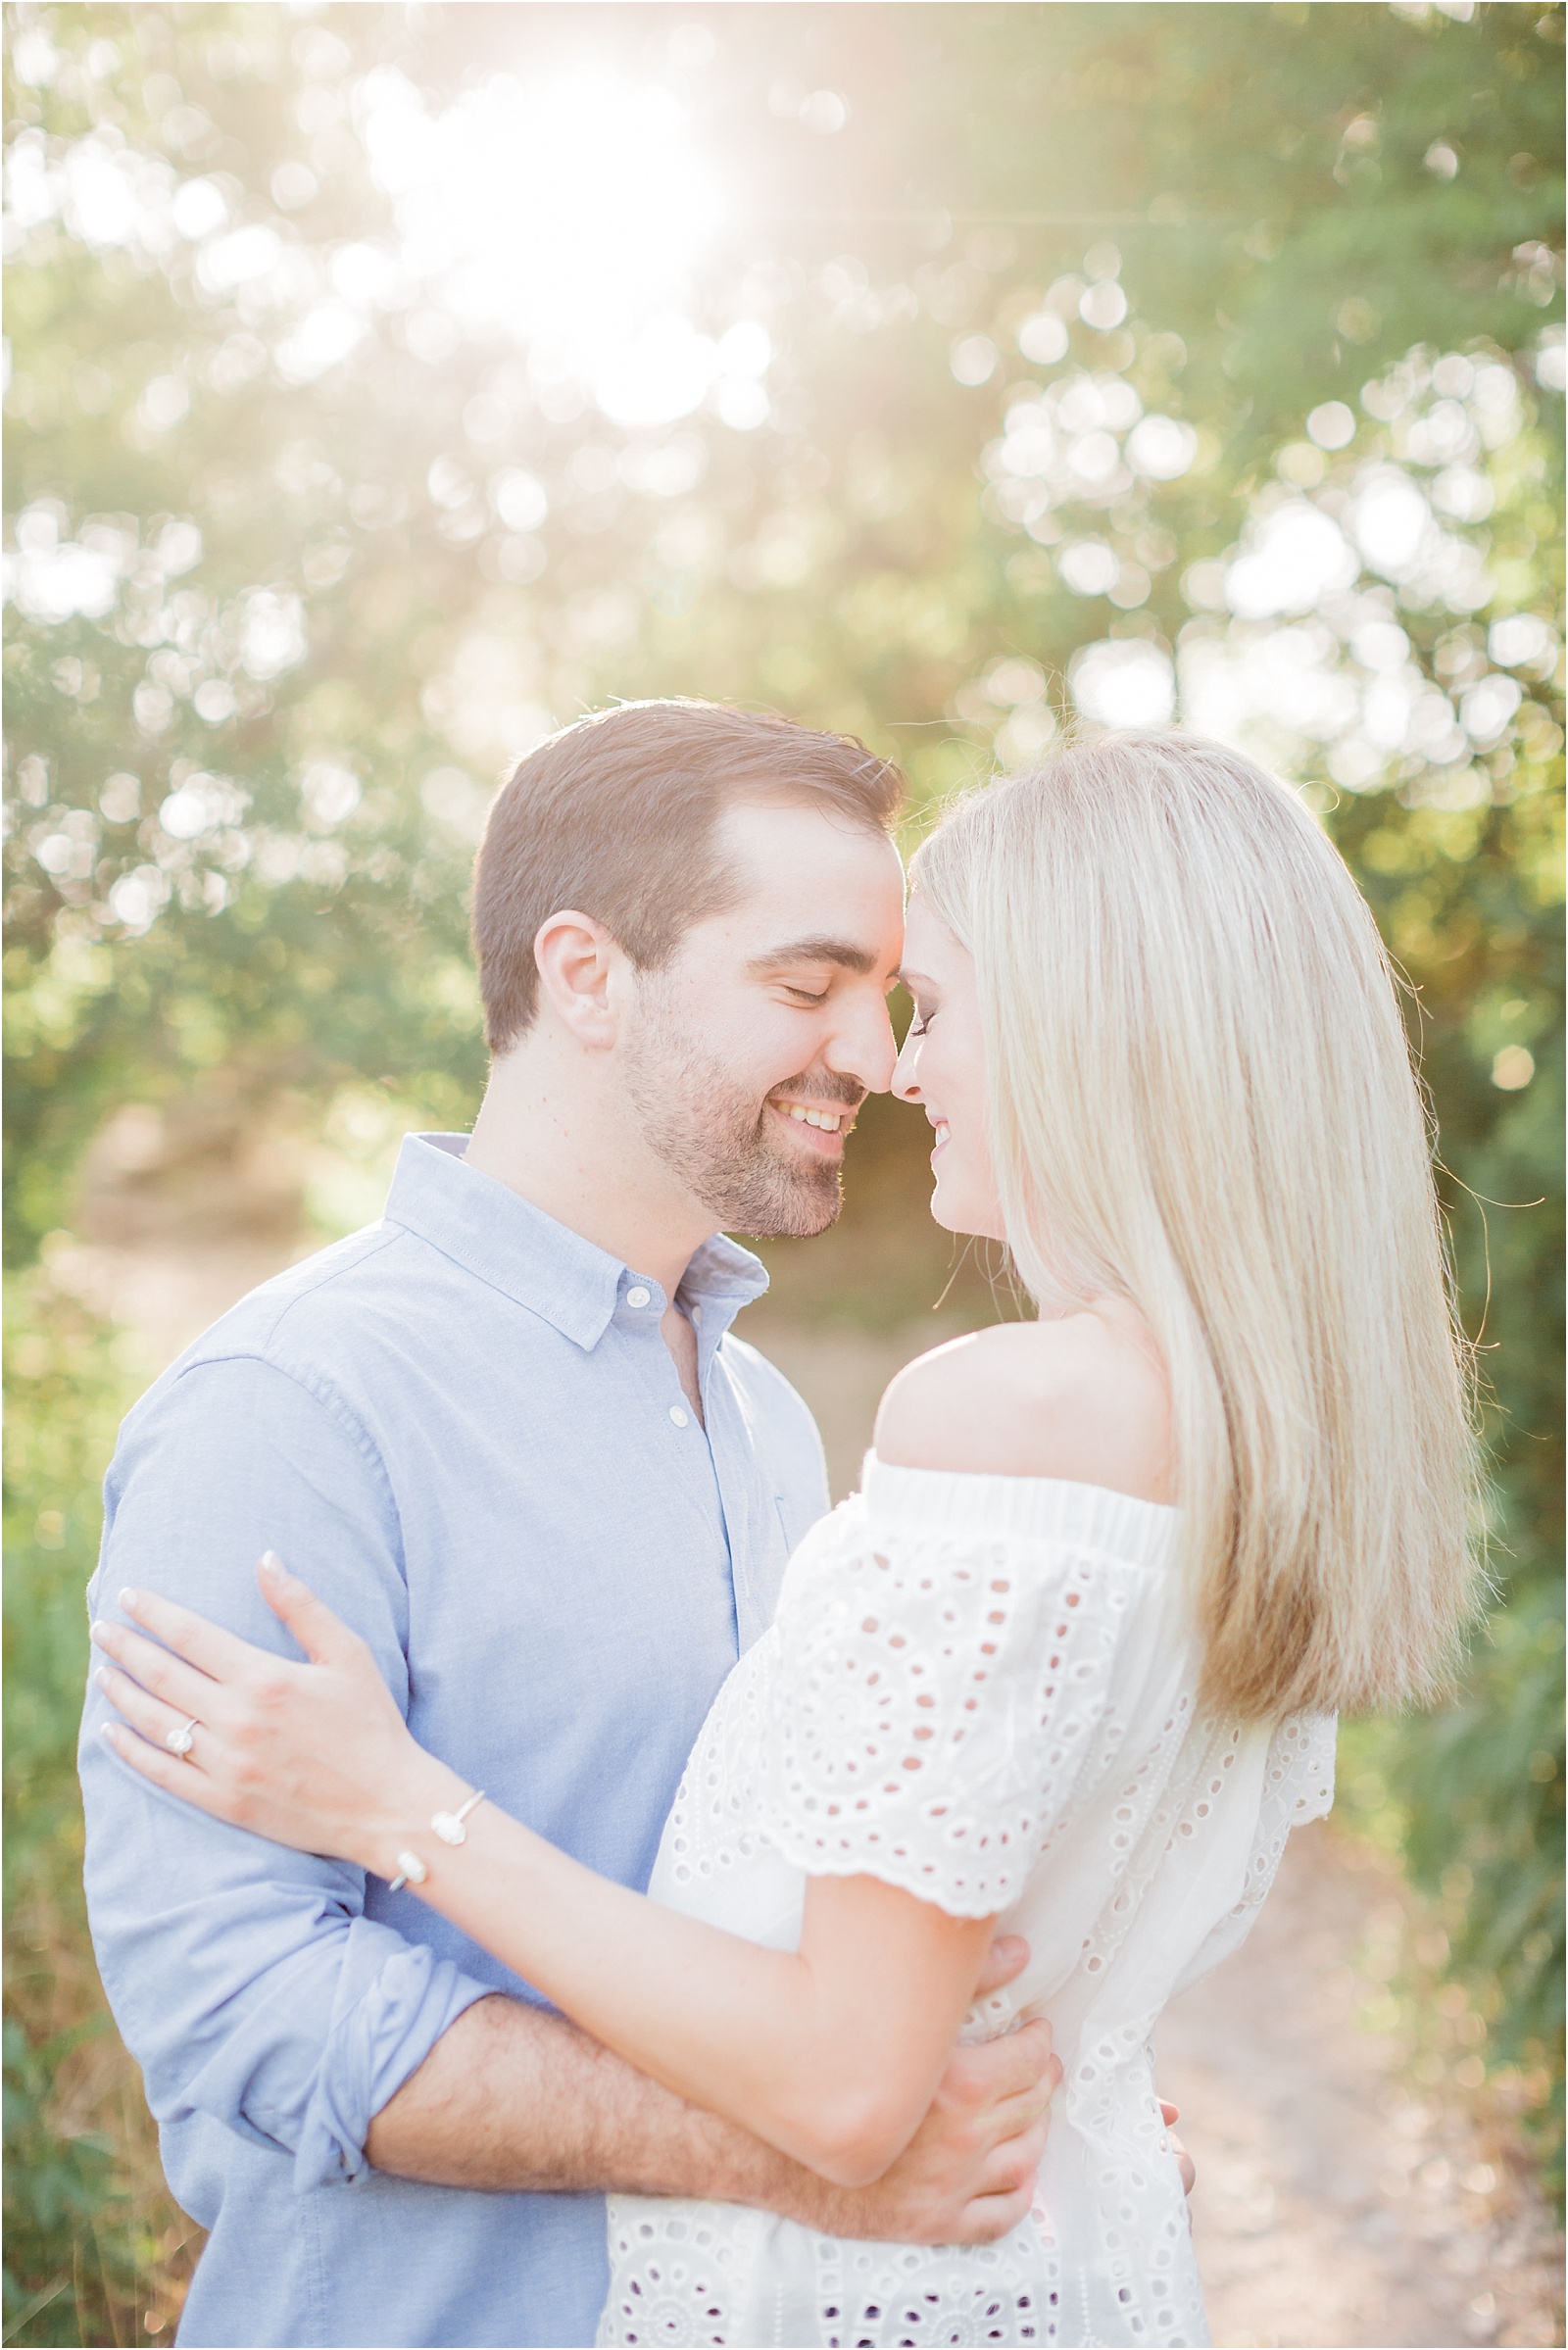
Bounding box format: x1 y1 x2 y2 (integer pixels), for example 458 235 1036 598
166 1716 199 1759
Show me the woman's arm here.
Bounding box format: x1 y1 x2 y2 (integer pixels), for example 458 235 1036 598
93 1558 994 2187
385 1800 994 2187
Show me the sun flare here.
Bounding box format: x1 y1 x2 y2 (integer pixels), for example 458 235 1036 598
359 67 743 425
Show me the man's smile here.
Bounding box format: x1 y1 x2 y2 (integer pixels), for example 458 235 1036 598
768 1098 857 1154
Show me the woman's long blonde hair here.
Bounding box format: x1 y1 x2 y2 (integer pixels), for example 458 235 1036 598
913 731 1482 1721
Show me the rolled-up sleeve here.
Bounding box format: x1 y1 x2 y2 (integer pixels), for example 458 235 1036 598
79 1353 494 2190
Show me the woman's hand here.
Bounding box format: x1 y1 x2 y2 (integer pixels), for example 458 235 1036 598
91 1552 453 1878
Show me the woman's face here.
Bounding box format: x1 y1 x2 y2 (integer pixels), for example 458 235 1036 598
892 894 1006 1243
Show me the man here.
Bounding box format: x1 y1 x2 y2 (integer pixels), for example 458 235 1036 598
81 702 1059 2349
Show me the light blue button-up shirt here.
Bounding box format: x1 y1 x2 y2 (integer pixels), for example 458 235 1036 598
79 1134 828 2349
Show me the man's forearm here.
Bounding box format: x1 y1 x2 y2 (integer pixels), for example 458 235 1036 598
367 1993 1054 2249
365 1993 812 2206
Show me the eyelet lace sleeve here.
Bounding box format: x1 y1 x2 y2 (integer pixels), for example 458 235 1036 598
1169 1709 1337 1997
754 1493 1154 1917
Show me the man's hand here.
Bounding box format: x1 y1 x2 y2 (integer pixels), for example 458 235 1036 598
785 1934 1060 2245
366 1934 1063 2244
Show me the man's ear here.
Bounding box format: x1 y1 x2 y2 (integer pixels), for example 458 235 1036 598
533 909 628 1047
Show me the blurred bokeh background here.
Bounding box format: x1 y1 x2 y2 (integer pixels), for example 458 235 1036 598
3 5 1562 2344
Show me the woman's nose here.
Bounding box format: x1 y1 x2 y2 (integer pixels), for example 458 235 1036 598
891 1036 922 1102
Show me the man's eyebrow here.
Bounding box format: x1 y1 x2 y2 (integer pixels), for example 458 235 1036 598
746 934 879 977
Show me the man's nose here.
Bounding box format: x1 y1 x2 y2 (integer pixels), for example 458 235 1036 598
827 989 900 1095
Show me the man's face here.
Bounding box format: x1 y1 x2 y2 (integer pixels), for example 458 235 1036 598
621 799 906 1237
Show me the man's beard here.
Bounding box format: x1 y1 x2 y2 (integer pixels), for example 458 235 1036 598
623 993 862 1239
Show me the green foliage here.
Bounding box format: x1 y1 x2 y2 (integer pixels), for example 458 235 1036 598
1326 679 1563 2178
1407 1589 1563 2063
4 1283 138 1858
3 0 1563 2326
4 2012 129 2350
4 1275 194 2344
6 2 1563 1245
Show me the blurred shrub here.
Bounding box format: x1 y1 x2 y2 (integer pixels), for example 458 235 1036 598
3 1273 198 2345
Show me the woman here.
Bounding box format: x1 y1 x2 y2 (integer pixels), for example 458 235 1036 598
93 734 1478 2349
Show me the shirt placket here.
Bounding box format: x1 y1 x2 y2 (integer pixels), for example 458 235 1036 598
691 1302 773 1653
619 1279 740 1647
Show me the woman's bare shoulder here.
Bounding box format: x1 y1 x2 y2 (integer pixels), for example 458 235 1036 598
872 1311 1174 1503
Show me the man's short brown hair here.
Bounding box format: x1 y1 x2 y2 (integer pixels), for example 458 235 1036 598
472 700 905 1053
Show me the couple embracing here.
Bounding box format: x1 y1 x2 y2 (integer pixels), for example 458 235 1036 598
81 701 1475 2350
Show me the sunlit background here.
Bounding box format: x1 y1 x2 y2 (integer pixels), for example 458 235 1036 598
4 5 1563 2345
6 6 1564 836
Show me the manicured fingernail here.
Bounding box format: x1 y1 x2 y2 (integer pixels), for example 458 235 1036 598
119 1588 140 1609
93 1666 111 1691
99 1721 121 1744
259 1550 285 1578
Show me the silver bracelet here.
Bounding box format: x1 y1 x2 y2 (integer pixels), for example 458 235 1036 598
388 1787 486 1893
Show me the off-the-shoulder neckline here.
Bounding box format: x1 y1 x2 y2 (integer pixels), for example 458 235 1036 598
862 1450 1179 1518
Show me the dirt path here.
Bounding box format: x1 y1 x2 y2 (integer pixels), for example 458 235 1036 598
1159 1826 1561 2350
54 1248 1563 2350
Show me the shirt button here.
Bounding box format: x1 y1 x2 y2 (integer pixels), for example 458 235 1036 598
668 1405 689 1429
626 1286 651 1309
690 1303 703 1324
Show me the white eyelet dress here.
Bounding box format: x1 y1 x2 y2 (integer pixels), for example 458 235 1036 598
599 1457 1335 2350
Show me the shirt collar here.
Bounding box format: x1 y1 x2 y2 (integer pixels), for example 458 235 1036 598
383 1134 769 1350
